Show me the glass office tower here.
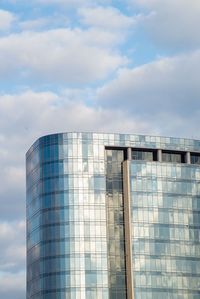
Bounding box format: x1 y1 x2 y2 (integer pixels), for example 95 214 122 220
26 133 200 299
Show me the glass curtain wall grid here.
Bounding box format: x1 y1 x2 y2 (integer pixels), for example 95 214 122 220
27 133 200 299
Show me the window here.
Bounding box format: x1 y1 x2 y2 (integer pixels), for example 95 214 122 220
191 153 200 164
162 151 185 163
132 149 157 161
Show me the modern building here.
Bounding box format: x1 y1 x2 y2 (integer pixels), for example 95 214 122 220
26 132 200 299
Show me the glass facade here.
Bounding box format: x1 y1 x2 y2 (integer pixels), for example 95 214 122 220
27 132 200 299
27 133 108 299
130 162 200 299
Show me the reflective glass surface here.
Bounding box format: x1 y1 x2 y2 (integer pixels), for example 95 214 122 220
27 133 108 299
132 150 155 161
162 151 185 163
191 153 200 165
27 132 200 299
130 161 200 299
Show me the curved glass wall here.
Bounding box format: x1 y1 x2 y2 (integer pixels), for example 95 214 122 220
27 133 108 299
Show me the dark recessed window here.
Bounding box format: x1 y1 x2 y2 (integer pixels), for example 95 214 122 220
191 153 200 164
131 149 157 161
162 151 185 163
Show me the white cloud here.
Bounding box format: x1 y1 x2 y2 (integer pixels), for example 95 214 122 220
79 6 138 31
0 28 127 84
37 0 85 4
0 89 149 140
131 0 200 50
0 10 15 31
35 0 112 6
0 221 25 266
0 271 25 299
97 50 200 137
19 14 70 31
80 27 123 47
19 18 51 31
0 271 25 290
4 0 112 7
0 221 25 299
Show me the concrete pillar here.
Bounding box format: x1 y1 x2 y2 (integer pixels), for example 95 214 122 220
123 160 134 299
186 152 191 164
158 149 162 162
127 147 132 161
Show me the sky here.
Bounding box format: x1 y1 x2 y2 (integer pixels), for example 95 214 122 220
0 0 200 298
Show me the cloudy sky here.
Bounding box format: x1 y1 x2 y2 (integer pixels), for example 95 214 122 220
0 0 200 298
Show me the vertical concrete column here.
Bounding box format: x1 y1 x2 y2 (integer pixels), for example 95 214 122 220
186 152 191 164
158 149 162 162
127 147 132 161
123 160 134 299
